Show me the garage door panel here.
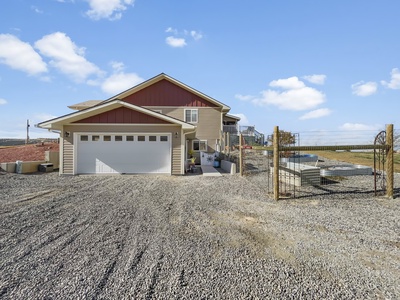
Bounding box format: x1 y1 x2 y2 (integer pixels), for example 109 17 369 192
76 134 171 174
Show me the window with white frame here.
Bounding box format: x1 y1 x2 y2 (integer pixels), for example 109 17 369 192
192 140 207 152
185 109 198 123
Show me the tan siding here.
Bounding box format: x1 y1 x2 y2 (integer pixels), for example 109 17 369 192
144 107 182 120
145 106 222 152
63 124 183 175
172 137 182 175
63 136 74 175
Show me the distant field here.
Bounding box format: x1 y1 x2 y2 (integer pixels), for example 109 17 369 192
306 150 400 173
0 138 58 147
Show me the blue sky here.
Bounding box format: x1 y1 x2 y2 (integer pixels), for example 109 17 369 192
0 0 399 144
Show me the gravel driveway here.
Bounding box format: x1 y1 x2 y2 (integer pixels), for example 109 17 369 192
0 172 399 299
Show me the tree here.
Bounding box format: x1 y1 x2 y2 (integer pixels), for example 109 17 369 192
268 130 296 146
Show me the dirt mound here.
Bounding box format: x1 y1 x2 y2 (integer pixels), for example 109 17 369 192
0 143 59 163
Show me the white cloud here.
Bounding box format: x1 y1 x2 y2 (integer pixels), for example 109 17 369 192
381 68 400 90
166 36 187 48
351 81 378 96
34 32 103 83
101 72 143 94
303 74 326 85
0 34 48 76
190 31 203 41
230 113 249 125
165 27 178 35
85 0 135 20
234 94 254 101
110 61 125 72
31 6 44 13
165 28 203 47
299 108 332 120
269 76 305 90
339 123 381 131
0 98 7 105
249 77 326 111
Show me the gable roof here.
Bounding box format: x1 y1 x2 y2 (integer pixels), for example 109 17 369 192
68 100 103 111
37 100 196 131
101 73 231 112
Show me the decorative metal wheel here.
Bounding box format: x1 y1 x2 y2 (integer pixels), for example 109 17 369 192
374 130 386 195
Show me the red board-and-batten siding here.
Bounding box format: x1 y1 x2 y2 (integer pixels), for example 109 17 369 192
72 107 169 124
122 79 219 107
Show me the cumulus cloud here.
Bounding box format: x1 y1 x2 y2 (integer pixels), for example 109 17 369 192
269 76 305 90
299 108 332 120
303 74 326 85
109 61 125 73
0 98 7 105
85 0 135 20
34 32 103 83
230 113 249 125
190 30 203 41
165 27 203 47
351 81 378 96
339 123 381 131
244 76 326 111
165 27 178 35
31 6 44 13
235 94 254 101
101 72 143 94
166 36 187 48
381 68 400 90
0 34 48 76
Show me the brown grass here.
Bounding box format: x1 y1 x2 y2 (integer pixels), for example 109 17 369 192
306 151 400 173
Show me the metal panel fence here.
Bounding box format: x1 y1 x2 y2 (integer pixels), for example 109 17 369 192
222 126 399 200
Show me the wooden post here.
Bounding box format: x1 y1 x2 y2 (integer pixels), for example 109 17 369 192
239 133 243 176
227 132 230 154
273 126 279 201
386 124 394 199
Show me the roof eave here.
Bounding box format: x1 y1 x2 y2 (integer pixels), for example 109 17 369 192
36 100 196 130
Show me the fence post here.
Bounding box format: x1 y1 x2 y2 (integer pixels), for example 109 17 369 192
239 133 243 176
273 126 279 201
386 124 394 199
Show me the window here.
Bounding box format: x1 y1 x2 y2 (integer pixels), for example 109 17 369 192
104 135 111 141
115 135 123 141
185 109 198 123
193 140 207 152
138 136 145 142
160 136 168 142
126 136 134 141
92 135 100 141
149 136 157 142
80 135 88 141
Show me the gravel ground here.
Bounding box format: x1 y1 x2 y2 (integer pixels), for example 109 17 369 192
0 171 399 299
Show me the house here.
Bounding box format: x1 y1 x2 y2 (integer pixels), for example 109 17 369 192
37 73 239 175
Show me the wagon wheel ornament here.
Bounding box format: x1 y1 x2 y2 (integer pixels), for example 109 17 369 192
374 130 386 195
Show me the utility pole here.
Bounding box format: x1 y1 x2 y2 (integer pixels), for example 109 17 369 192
26 119 30 144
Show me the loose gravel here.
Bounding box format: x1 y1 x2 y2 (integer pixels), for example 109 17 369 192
0 171 399 299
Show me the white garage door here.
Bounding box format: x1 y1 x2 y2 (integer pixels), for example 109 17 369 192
76 133 171 174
